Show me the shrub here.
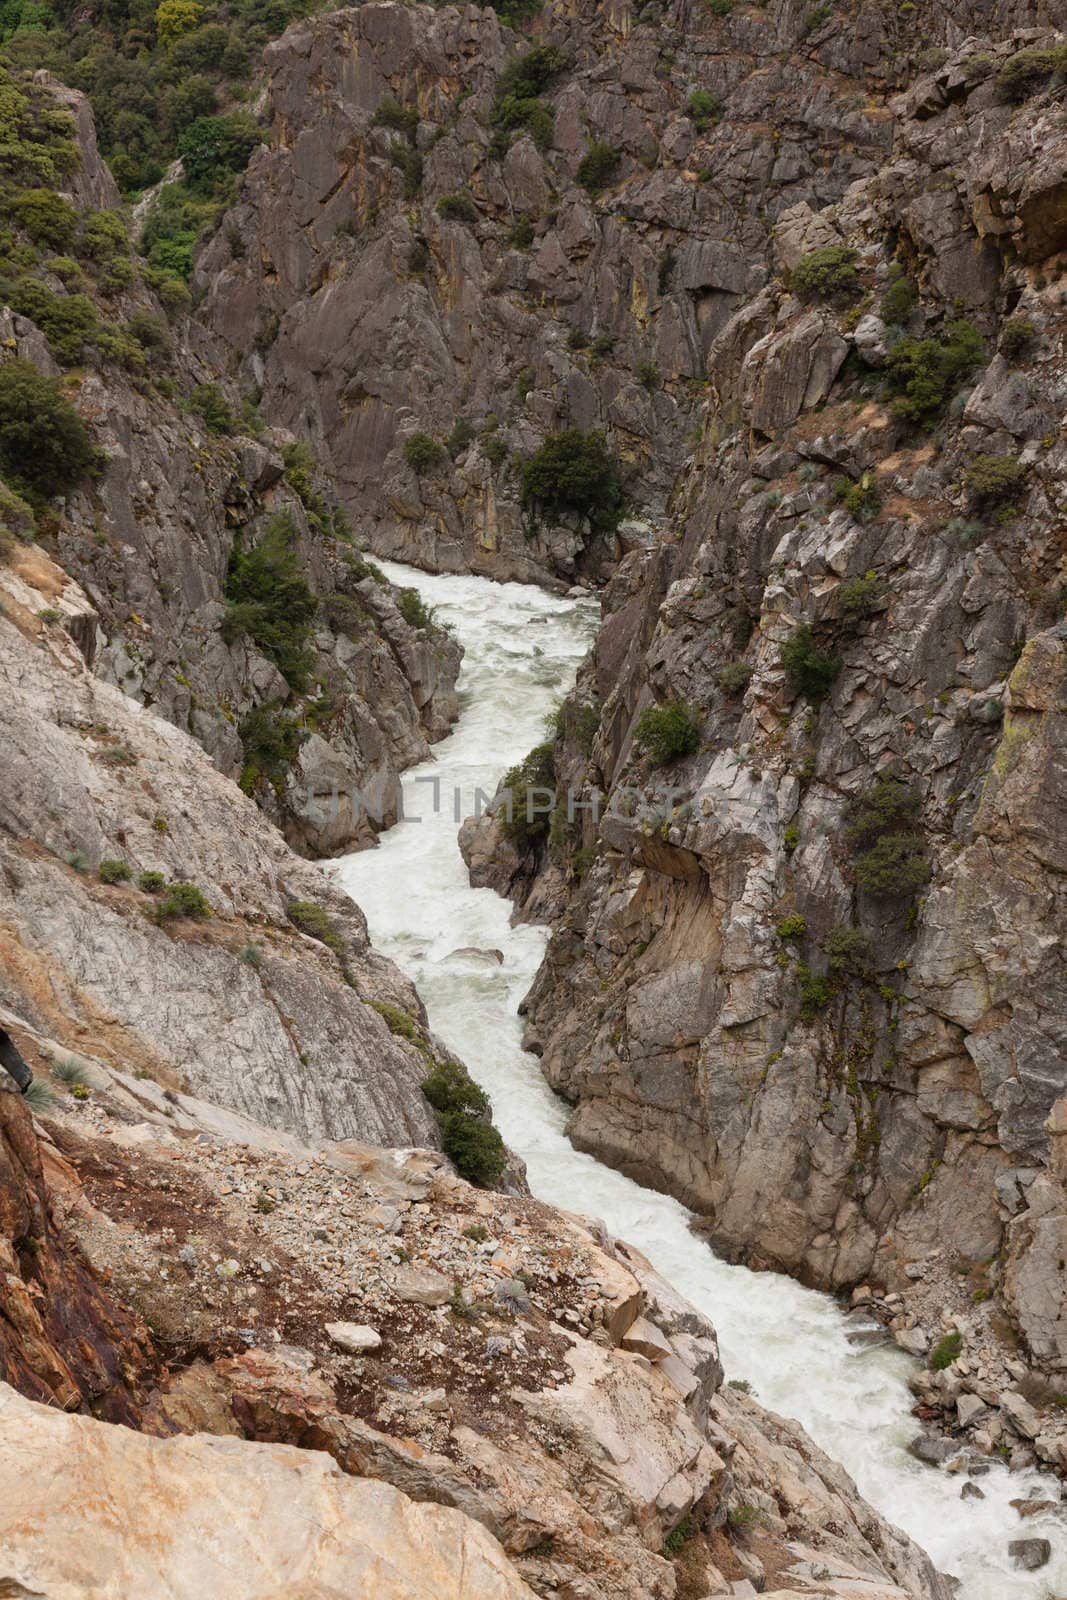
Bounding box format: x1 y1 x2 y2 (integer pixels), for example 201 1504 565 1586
777 913 806 940
223 513 317 691
577 141 620 193
521 427 624 532
126 310 171 356
880 271 915 327
845 775 921 850
997 45 1067 103
178 112 260 192
832 472 881 524
705 0 734 14
22 1078 55 1112
437 191 479 224
499 741 556 851
397 586 434 629
440 1112 507 1185
497 44 564 98
12 188 77 250
403 432 443 473
239 701 306 792
790 245 859 302
883 319 983 425
663 1513 693 1558
239 942 263 967
372 97 418 138
999 316 1035 362
98 858 131 884
446 417 475 458
837 574 880 624
963 454 1028 511
634 701 702 765
930 1330 962 1370
190 383 234 434
137 870 166 893
0 359 99 502
823 925 872 973
155 881 211 921
156 0 204 43
508 217 534 249
780 625 840 703
718 660 752 695
687 89 720 131
491 92 554 154
388 142 423 199
53 1056 89 1086
0 484 34 548
636 358 660 391
797 963 835 1016
591 333 615 357
287 899 345 955
372 1001 418 1039
853 833 931 898
423 1057 490 1117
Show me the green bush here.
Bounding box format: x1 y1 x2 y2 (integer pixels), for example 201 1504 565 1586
634 700 702 765
287 898 345 955
223 512 317 691
387 141 423 199
423 1056 490 1117
490 83 555 155
137 870 166 893
853 833 931 898
190 383 234 434
845 776 928 900
437 191 479 224
837 574 880 624
12 188 78 249
372 96 418 138
139 182 220 280
371 1001 418 1039
636 357 660 391
155 881 211 921
930 1330 962 1370
439 1111 507 1186
508 217 535 249
880 270 915 327
797 963 835 1016
997 45 1067 102
0 359 99 502
823 925 872 973
687 88 720 130
780 624 840 703
496 43 564 99
883 319 983 425
577 141 620 193
397 586 434 629
963 454 1028 511
178 112 259 192
998 316 1035 361
521 427 624 532
98 858 131 884
718 660 752 695
790 245 859 302
126 310 171 355
239 700 306 792
403 431 443 473
777 913 806 940
6 278 102 366
832 472 881 524
500 741 556 851
0 483 34 545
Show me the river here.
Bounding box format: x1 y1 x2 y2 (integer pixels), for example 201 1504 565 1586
335 558 1063 1599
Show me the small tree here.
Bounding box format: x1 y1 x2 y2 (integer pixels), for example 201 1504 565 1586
780 625 840 703
790 245 859 302
403 432 443 473
577 141 620 193
521 428 624 532
963 454 1028 512
0 359 99 502
634 701 702 765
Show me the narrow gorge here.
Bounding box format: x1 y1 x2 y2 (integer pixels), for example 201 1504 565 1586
0 0 1064 1594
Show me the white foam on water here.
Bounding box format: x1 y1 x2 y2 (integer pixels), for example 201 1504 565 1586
335 559 1063 1598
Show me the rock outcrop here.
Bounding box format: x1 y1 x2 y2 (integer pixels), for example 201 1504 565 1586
0 68 461 857
461 22 1067 1465
0 551 448 1148
0 1064 949 1600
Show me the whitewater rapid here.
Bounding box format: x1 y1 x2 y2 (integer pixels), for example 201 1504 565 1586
335 559 1063 1599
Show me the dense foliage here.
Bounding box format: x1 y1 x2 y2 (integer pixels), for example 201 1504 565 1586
0 357 99 500
223 511 318 690
634 700 702 765
520 427 624 533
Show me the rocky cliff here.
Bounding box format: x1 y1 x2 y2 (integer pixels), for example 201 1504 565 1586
0 1056 950 1600
458 15 1067 1470
0 67 460 857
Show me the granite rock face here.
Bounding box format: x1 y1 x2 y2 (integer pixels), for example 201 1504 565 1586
195 0 916 584
0 551 445 1149
0 76 460 858
460 21 1067 1428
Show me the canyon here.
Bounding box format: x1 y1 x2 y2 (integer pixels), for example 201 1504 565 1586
0 0 1065 1593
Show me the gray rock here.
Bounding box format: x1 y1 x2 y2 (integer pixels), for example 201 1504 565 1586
325 1322 383 1355
1008 1538 1051 1571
